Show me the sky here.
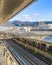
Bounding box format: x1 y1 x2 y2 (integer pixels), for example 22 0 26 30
9 0 52 22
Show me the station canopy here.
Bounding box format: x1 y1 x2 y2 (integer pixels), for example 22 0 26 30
43 35 52 43
0 0 36 24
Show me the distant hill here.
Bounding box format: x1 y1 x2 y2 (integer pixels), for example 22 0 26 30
11 20 39 26
2 21 15 26
44 21 52 24
12 21 52 26
3 21 52 27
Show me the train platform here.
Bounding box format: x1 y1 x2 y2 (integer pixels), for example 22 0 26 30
0 45 7 65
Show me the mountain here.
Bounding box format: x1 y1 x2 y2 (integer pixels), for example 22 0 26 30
12 20 39 26
2 21 15 26
12 21 24 26
12 21 52 26
2 21 52 27
44 21 52 24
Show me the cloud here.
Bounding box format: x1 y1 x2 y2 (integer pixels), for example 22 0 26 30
22 14 32 20
32 13 40 18
16 13 42 21
22 13 41 20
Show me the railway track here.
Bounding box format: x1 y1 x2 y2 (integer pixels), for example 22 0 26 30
3 40 37 65
11 39 52 65
11 44 48 65
10 45 36 65
16 42 52 65
3 39 48 65
25 47 52 65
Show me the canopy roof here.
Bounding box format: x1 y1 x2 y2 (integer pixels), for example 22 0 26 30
0 0 36 24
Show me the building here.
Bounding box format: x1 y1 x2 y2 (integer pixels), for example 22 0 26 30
38 22 49 30
20 26 32 32
48 24 52 29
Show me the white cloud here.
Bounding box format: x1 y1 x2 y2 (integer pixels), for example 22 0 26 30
16 13 42 21
22 13 41 20
32 13 40 18
22 14 32 20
